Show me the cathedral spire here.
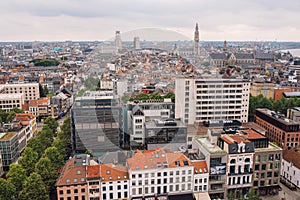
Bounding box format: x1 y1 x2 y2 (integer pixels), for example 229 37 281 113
194 23 199 56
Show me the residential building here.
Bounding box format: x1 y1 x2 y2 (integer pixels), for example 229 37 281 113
28 97 59 120
87 163 129 200
218 134 254 198
127 148 195 199
56 154 89 200
133 37 141 50
255 108 300 148
2 83 40 100
243 129 282 196
175 77 250 125
0 93 25 112
0 113 36 172
192 131 227 200
281 147 300 189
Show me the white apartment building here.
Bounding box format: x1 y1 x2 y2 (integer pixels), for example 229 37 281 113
175 77 250 125
127 148 195 199
281 147 300 189
192 160 209 193
0 93 24 112
3 83 40 100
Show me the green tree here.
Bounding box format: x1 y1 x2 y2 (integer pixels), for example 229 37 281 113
44 116 59 136
35 158 58 190
163 92 175 99
121 95 130 103
0 108 7 123
19 147 39 176
52 138 66 158
43 85 49 96
39 83 46 97
149 93 163 99
36 125 55 148
43 147 64 169
57 117 72 157
0 178 16 200
27 137 45 158
6 164 26 193
137 93 149 100
19 173 49 200
6 107 23 122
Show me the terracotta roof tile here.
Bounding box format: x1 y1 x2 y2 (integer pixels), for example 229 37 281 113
191 160 208 174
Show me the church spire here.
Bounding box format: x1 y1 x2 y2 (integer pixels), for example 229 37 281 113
194 23 199 56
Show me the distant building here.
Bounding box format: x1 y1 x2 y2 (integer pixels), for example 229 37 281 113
133 37 141 49
2 83 40 100
194 23 199 56
250 81 274 99
175 77 250 125
115 31 123 51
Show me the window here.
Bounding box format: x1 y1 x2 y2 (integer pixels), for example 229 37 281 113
67 190 71 194
59 190 63 195
74 189 78 194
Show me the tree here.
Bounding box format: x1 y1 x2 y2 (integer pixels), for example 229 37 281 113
39 83 46 97
44 116 59 136
163 92 175 99
35 158 58 190
19 173 49 200
52 138 66 158
0 108 7 123
6 164 26 193
137 93 149 100
19 147 39 176
27 137 45 158
36 125 55 149
0 178 16 200
43 85 49 96
57 117 72 158
43 147 64 169
6 107 23 122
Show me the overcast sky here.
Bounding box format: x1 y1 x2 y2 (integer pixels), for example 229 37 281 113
1 0 300 42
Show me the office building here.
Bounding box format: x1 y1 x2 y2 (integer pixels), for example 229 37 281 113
3 83 40 100
175 77 250 125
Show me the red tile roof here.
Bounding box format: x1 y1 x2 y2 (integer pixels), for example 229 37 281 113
191 160 208 174
283 147 300 169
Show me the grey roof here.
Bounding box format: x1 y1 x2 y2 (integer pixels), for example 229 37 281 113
132 105 144 116
209 53 227 60
256 52 274 60
235 53 254 59
283 92 300 98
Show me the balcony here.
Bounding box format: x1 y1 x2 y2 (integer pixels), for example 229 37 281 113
209 187 225 194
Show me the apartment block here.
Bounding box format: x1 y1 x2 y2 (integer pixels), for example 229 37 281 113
0 93 24 112
255 108 300 148
0 113 36 172
2 83 40 100
175 77 250 125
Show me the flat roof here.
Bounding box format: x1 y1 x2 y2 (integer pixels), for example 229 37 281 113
255 142 282 152
0 132 17 141
194 136 227 155
4 83 39 87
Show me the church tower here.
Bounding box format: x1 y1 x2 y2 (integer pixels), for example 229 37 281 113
194 23 199 56
223 40 227 52
114 30 122 51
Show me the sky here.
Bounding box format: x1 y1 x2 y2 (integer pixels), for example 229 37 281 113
1 0 300 42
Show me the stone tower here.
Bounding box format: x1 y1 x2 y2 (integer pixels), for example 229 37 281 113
194 23 199 56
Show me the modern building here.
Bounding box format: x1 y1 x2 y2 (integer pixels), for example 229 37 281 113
175 77 250 125
2 83 40 100
0 113 37 172
0 93 25 112
71 91 123 156
255 108 300 148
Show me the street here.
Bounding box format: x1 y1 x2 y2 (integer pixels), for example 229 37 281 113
262 183 300 200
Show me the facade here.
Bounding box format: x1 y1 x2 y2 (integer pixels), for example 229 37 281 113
72 91 122 155
218 134 254 198
0 93 25 112
56 155 89 200
0 113 36 172
56 149 210 200
144 119 187 150
250 82 274 99
192 132 227 200
255 108 300 148
126 99 175 148
281 147 300 189
28 97 59 120
3 82 40 100
175 77 250 125
209 53 227 67
287 107 300 122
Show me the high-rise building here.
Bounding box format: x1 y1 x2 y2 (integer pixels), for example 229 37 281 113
114 31 122 51
175 77 250 125
71 91 123 155
133 36 140 49
194 23 199 56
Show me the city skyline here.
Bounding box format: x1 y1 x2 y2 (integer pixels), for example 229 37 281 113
1 0 300 42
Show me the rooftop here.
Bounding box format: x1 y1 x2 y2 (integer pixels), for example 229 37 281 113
283 147 300 169
0 93 24 99
194 136 227 155
0 132 17 141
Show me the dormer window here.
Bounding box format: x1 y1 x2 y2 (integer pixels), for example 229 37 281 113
106 170 110 175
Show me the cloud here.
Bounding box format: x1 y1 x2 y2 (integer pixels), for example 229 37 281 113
0 0 299 41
